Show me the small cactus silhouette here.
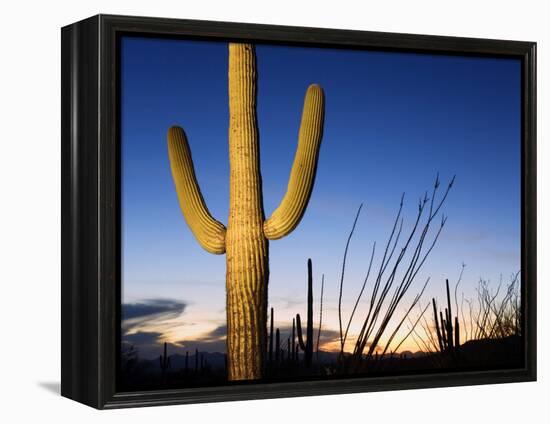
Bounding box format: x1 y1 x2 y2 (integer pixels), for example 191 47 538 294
269 307 274 363
275 328 281 365
194 348 199 373
168 43 325 380
433 279 461 357
159 342 170 380
287 337 291 363
296 258 315 367
291 317 296 362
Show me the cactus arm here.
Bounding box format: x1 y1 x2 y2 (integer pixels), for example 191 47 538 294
296 313 307 351
167 126 227 254
263 84 325 240
440 312 447 348
432 299 444 352
445 279 452 322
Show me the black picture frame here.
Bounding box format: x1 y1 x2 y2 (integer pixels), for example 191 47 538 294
61 14 537 409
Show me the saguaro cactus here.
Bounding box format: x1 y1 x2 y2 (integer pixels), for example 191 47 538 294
269 307 274 363
167 43 325 380
159 342 170 380
275 328 281 365
296 258 315 367
292 317 296 362
432 279 461 356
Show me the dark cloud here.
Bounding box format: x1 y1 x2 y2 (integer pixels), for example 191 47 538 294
122 331 166 359
175 324 342 354
123 331 163 346
176 324 227 354
123 321 364 359
272 324 340 346
120 298 190 359
122 299 187 321
121 298 188 337
207 324 227 338
318 329 341 347
183 339 227 354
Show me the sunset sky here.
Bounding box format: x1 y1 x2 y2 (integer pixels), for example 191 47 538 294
121 36 521 359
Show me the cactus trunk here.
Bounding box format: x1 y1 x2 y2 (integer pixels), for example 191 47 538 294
167 42 325 381
225 44 269 380
296 259 314 367
292 317 296 361
306 259 314 366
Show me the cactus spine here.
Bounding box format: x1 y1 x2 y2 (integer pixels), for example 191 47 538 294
168 43 325 380
296 258 314 367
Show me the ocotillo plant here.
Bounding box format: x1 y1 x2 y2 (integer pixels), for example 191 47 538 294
465 272 521 340
332 175 453 367
316 274 324 361
432 279 460 356
296 258 314 367
167 43 325 380
159 342 170 380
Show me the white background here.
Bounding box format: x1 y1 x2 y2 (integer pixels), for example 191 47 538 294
0 0 546 422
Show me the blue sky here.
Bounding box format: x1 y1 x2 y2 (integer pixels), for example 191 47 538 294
121 36 521 358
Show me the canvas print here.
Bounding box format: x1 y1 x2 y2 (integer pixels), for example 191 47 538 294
120 36 522 390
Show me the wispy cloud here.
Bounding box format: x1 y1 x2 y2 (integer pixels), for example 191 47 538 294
177 324 343 353
122 331 166 359
176 324 227 353
123 298 188 320
270 296 305 311
267 323 342 352
124 331 163 346
122 298 188 334
120 298 392 358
